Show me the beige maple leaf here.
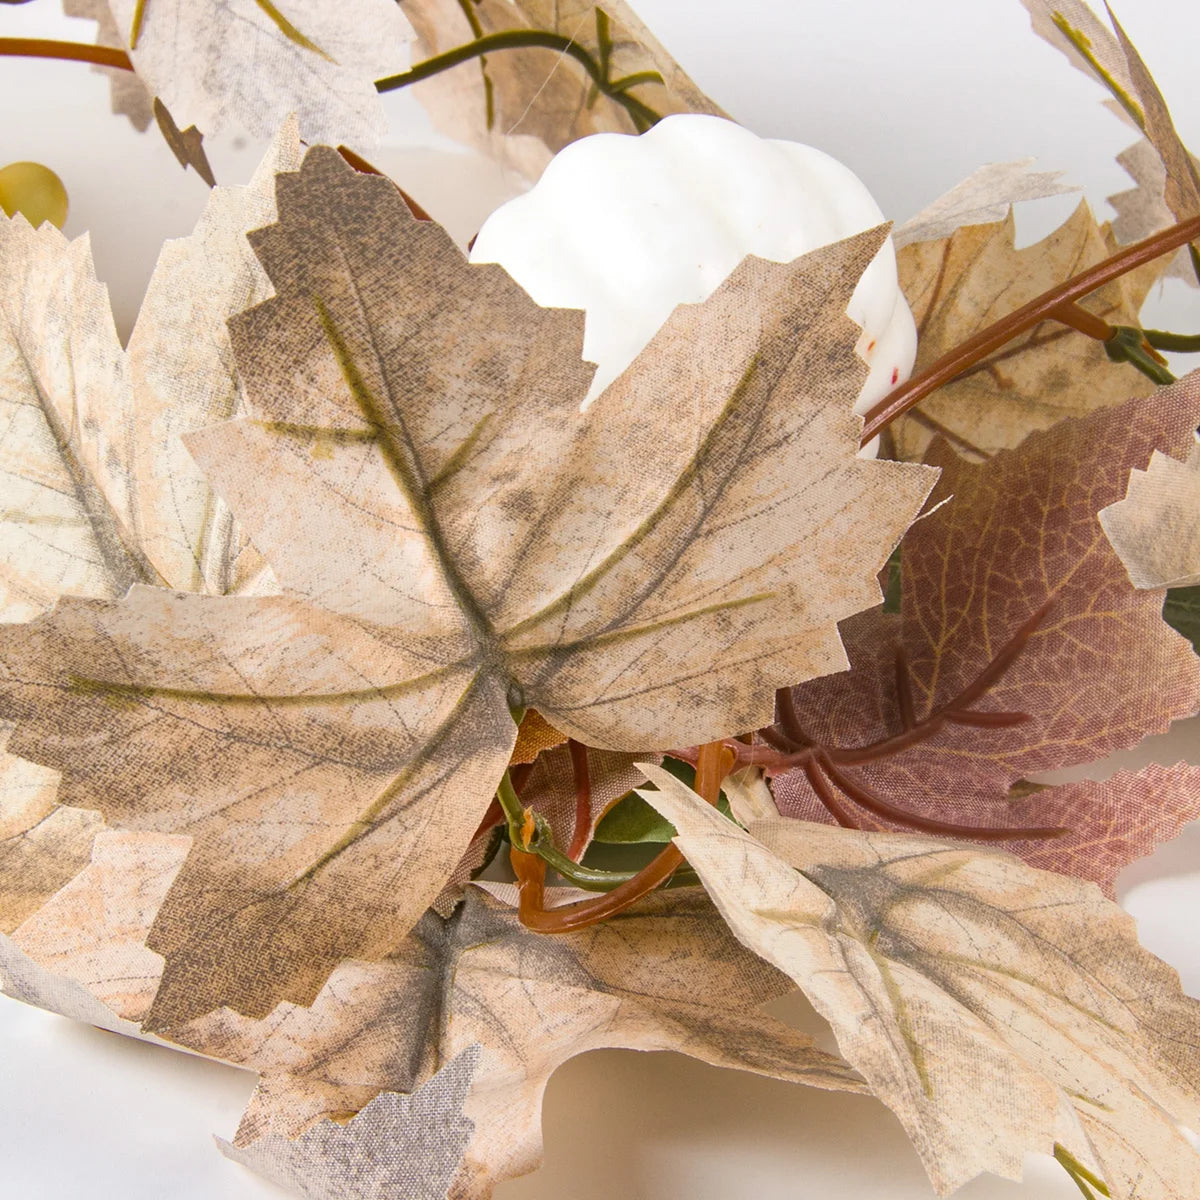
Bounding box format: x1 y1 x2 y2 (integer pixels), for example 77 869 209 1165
63 0 155 131
640 764 1200 1199
893 201 1159 460
0 146 934 1030
1100 440 1200 588
399 0 725 182
75 0 413 145
2 830 866 1199
1021 0 1200 284
893 159 1077 249
0 125 301 937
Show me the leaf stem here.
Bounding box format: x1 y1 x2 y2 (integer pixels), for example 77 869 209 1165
0 37 133 71
512 742 731 932
1143 326 1200 353
375 29 664 132
860 214 1200 447
566 738 593 861
1054 1144 1110 1198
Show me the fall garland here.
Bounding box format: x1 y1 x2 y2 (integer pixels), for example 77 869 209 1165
2 2 1200 1199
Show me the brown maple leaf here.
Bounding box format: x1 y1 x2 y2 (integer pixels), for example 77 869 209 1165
768 379 1200 896
0 146 934 1029
892 201 1161 461
643 767 1200 1200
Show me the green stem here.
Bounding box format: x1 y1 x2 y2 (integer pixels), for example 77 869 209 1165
492 768 691 891
1143 326 1200 353
1053 1145 1110 1199
375 30 664 132
1105 325 1177 384
860 214 1200 447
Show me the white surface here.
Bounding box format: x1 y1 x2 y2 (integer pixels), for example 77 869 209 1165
2 1 1200 1198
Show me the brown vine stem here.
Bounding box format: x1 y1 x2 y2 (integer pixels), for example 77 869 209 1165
513 741 733 933
566 739 593 862
0 38 133 71
860 213 1200 447
726 603 1069 841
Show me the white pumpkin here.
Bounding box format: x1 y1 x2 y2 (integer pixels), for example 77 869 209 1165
470 113 916 428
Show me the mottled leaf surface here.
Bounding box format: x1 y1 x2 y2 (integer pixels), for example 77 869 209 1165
1022 0 1200 283
1100 441 1200 589
771 381 1200 895
893 202 1158 460
6 828 866 1200
92 0 413 144
893 159 1075 249
0 147 933 1028
641 766 1200 1199
400 0 724 181
0 127 300 936
177 887 865 1199
216 1047 482 1200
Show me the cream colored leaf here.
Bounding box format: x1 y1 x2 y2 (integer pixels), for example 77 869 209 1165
0 126 300 937
1110 138 1199 282
1100 441 1200 588
894 159 1076 249
400 0 725 182
4 829 188 1024
639 764 1200 1199
0 146 934 1029
63 0 155 131
3 825 863 1198
88 0 414 145
173 888 865 1198
894 201 1158 460
1021 0 1200 285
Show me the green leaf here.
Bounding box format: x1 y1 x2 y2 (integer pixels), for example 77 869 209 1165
1165 586 1200 651
881 543 902 614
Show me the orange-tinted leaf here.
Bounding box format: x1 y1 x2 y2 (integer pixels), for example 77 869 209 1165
508 708 567 765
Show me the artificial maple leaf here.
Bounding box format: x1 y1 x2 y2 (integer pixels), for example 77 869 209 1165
75 0 414 146
0 126 300 935
892 201 1160 461
0 146 935 1029
892 159 1076 249
152 97 216 188
182 887 866 1199
63 0 154 131
768 381 1200 897
641 765 1200 1200
1 829 866 1200
217 1048 483 1200
1022 0 1200 285
1100 440 1200 589
399 0 724 182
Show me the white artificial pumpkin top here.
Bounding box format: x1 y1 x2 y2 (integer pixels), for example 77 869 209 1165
470 113 916 415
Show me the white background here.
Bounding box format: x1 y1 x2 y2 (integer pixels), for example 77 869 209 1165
2 1 1200 1197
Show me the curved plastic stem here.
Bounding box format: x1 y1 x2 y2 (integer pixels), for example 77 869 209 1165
0 37 133 71
860 214 1200 447
513 741 732 932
